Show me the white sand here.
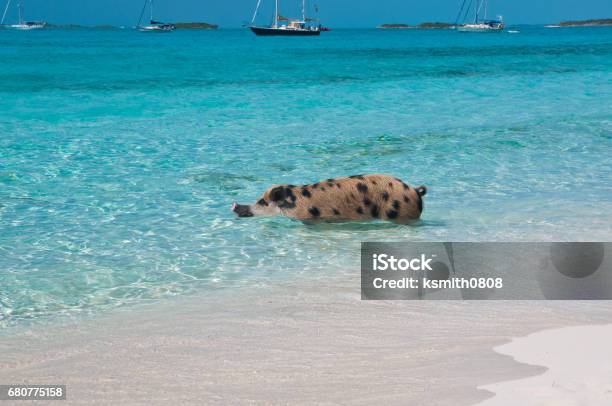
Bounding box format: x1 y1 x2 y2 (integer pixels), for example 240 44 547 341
476 324 612 406
1 275 612 405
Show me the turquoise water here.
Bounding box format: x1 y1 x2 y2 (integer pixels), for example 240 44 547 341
1 27 611 325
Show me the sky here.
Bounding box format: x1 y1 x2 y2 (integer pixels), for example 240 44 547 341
3 0 610 28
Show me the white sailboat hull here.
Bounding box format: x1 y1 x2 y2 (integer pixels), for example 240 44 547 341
457 23 504 32
5 22 45 30
138 25 174 32
138 25 175 32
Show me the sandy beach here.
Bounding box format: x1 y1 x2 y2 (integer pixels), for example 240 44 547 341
2 273 612 405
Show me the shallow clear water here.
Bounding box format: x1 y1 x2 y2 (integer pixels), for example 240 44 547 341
1 27 611 325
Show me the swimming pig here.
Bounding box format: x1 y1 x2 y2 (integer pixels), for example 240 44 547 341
232 174 427 224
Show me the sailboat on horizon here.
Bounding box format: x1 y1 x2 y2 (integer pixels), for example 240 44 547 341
1 0 45 30
456 0 504 32
136 0 175 32
249 0 323 36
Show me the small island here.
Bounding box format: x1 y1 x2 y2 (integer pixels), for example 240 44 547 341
45 23 88 29
377 23 415 29
93 25 121 30
377 22 454 30
557 18 612 27
174 22 218 30
417 22 455 29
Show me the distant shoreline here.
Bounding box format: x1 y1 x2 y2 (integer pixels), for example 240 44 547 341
377 18 612 30
173 22 218 30
557 18 612 27
7 20 612 30
42 22 219 30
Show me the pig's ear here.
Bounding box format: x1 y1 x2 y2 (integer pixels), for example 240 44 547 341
270 186 287 202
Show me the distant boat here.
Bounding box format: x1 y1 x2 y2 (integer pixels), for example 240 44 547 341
1 1 45 30
249 0 322 36
455 0 504 32
136 0 175 32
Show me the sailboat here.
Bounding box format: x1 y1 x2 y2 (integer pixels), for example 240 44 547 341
456 0 504 32
136 0 175 32
1 1 45 30
249 0 322 36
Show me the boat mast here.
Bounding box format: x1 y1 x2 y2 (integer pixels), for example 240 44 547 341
475 0 485 23
301 0 305 21
149 0 153 23
17 1 22 25
251 0 262 25
1 0 11 25
274 0 278 27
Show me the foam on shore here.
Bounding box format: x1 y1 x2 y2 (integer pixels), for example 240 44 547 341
477 324 612 405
